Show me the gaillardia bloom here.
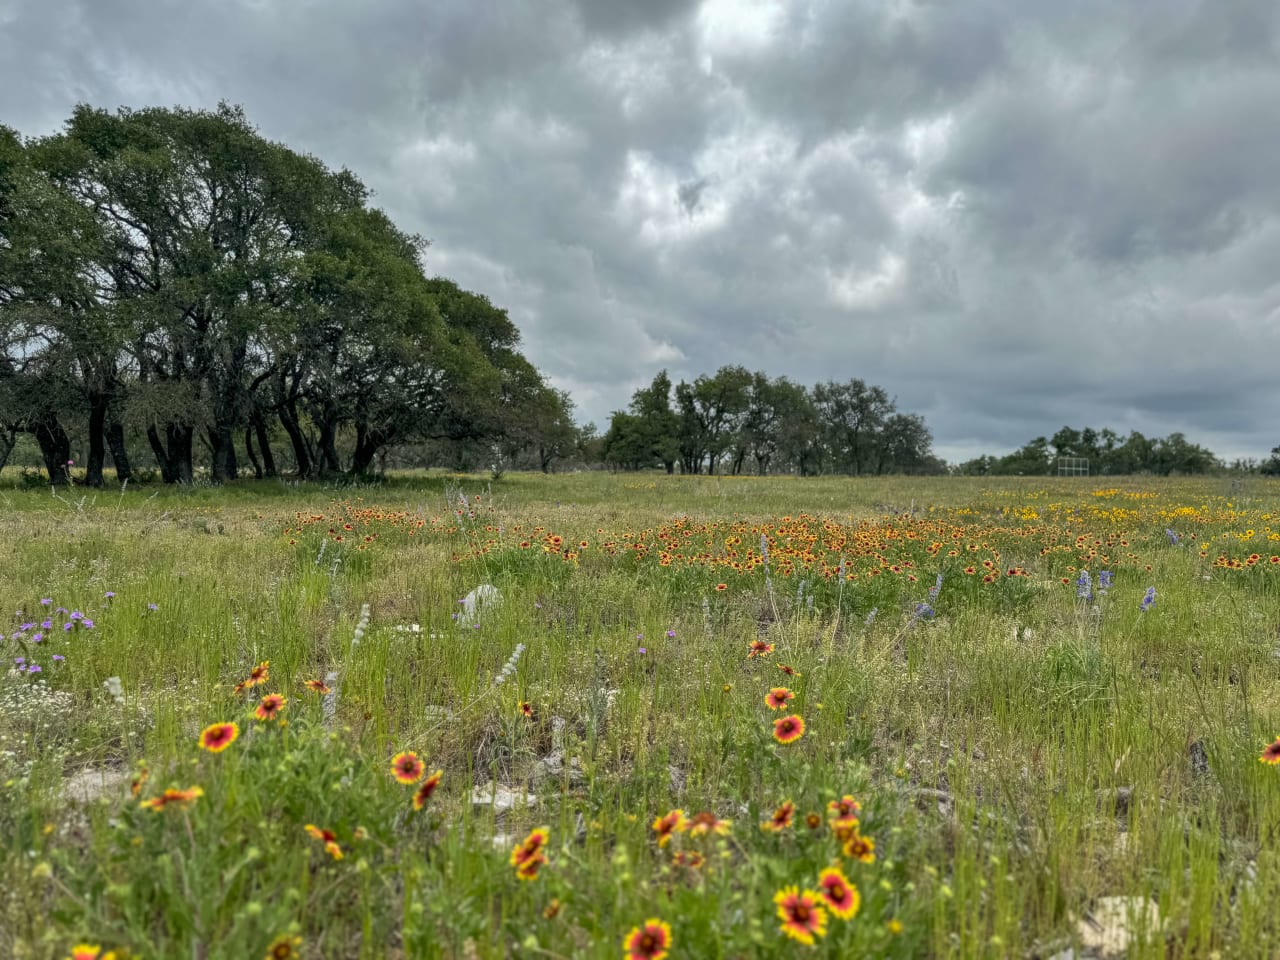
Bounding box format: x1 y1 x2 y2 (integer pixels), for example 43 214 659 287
748 640 775 658
254 693 286 721
519 700 534 719
777 663 800 677
774 886 828 945
827 794 861 819
234 661 270 694
772 714 805 745
764 687 795 710
140 786 204 812
843 831 877 863
762 800 795 832
68 947 106 960
511 827 550 879
390 750 425 785
623 918 673 960
304 678 331 694
651 809 688 847
199 722 240 753
1260 737 1280 764
265 934 302 959
818 867 861 920
413 770 443 810
687 811 732 837
830 815 860 846
672 850 705 869
304 824 343 860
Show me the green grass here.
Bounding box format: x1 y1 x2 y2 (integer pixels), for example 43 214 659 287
1 472 1279 959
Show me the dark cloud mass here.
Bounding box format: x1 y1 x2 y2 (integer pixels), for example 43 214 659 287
2 0 1278 462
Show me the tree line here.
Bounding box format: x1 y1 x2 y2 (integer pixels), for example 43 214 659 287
601 368 945 476
0 103 577 485
955 426 1225 476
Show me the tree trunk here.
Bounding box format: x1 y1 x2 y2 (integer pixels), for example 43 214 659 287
278 402 312 478
107 420 133 482
253 415 277 478
85 391 108 487
147 425 177 483
33 416 72 485
167 423 194 483
317 415 341 474
245 428 263 479
210 424 236 483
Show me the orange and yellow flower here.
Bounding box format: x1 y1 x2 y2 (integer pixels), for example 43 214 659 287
843 830 876 863
672 850 705 869
304 678 331 694
234 661 270 694
772 714 805 745
748 640 775 658
413 770 443 810
687 811 732 837
304 824 343 860
651 809 688 847
198 722 239 753
390 751 425 785
777 663 800 677
511 826 550 880
818 866 861 920
762 800 795 832
774 886 828 945
827 794 861 820
67 945 104 960
623 918 672 960
764 687 795 710
264 934 302 959
139 786 204 812
1261 737 1280 764
830 815 860 846
254 693 286 721
130 767 149 798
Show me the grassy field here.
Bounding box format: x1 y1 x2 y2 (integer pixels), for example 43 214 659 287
2 472 1279 959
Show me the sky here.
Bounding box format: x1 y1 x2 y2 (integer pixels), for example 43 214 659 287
2 0 1278 463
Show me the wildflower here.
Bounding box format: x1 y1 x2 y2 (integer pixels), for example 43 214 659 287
748 640 775 658
715 583 727 591
198 722 240 753
777 663 799 677
1140 587 1156 612
264 935 302 960
519 700 534 719
140 786 204 812
1076 570 1092 601
623 918 672 960
772 714 805 745
130 767 149 797
1166 528 1180 545
1260 737 1280 764
762 800 795 832
1098 570 1113 590
843 830 876 863
511 827 550 879
66 947 103 960
234 661 270 694
887 918 904 935
666 629 675 638
774 886 828 945
672 850 705 869
543 899 562 919
413 770 443 810
304 679 332 694
391 751 425 785
805 812 823 830
764 687 795 710
830 815 859 846
254 694 286 721
651 809 687 847
818 866 861 920
304 824 343 860
687 811 732 837
827 795 861 819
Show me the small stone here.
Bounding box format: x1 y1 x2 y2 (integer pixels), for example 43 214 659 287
471 783 537 813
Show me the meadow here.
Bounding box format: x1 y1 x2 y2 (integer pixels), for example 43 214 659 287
1 472 1279 960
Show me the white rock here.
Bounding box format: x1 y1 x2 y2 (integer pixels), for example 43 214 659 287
471 783 537 813
1076 896 1162 957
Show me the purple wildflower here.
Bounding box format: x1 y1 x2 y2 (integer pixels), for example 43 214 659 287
1166 529 1180 545
638 647 647 655
104 591 115 599
147 603 158 611
70 611 83 621
1076 570 1093 601
1140 587 1156 612
41 620 52 629
63 623 73 632
82 619 94 629
666 629 676 638
28 664 41 673
52 654 64 661
31 633 42 642
913 602 935 620
39 599 51 606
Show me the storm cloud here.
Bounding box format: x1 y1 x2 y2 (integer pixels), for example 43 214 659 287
2 0 1277 461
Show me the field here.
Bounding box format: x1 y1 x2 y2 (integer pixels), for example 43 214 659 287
2 472 1279 960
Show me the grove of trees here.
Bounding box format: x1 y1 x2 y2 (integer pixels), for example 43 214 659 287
601 367 945 476
956 426 1222 476
0 104 577 484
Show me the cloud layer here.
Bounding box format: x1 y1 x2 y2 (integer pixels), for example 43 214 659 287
3 0 1277 461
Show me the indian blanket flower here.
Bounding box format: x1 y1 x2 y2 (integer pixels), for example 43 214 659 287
254 693 286 721
774 886 828 945
623 918 673 960
265 934 302 960
830 815 860 846
130 767 149 798
651 809 688 847
139 786 204 812
748 640 775 658
198 722 240 753
672 850 705 869
827 795 861 820
391 751 425 785
511 826 550 880
234 661 270 694
818 866 861 920
304 678 332 694
66 947 109 960
777 663 800 677
843 830 877 863
687 811 732 837
519 700 534 719
304 824 343 860
762 800 795 832
413 770 443 810
765 687 795 710
805 812 823 830
772 714 806 745
1260 737 1280 765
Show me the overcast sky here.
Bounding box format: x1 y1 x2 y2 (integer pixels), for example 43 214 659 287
2 0 1278 462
